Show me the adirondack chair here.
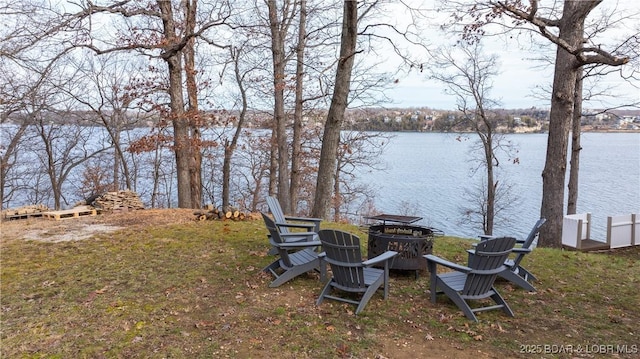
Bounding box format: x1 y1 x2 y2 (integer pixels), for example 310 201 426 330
316 229 398 315
474 218 546 291
265 196 323 255
267 196 322 255
266 196 322 233
261 212 326 288
425 236 517 322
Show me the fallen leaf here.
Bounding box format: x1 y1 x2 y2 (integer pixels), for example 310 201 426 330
326 325 335 332
95 286 108 294
195 321 215 329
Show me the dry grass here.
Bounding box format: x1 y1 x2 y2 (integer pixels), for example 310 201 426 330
1 209 639 358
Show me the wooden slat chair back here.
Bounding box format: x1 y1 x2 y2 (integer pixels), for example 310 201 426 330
264 196 320 256
510 217 546 270
320 229 366 291
476 217 546 291
317 229 398 315
260 212 325 287
262 213 294 267
425 236 517 322
266 196 291 234
463 237 517 297
266 196 321 233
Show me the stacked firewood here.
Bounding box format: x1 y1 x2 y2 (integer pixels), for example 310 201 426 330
193 204 259 221
88 191 145 211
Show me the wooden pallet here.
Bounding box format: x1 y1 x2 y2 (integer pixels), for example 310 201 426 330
42 208 97 221
2 204 49 221
3 212 45 220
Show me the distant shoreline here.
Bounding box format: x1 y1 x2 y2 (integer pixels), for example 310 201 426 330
377 129 640 134
582 129 640 133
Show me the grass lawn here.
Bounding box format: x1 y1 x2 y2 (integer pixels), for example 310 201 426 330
1 209 639 358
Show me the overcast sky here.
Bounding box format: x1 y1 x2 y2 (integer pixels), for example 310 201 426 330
380 1 640 111
385 47 638 110
385 51 553 110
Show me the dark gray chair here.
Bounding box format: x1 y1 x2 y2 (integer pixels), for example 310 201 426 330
261 212 325 288
425 236 517 322
266 196 322 233
264 196 321 255
316 229 397 315
474 218 546 291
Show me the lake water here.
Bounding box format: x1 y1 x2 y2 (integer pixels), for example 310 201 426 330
3 123 637 242
355 132 640 240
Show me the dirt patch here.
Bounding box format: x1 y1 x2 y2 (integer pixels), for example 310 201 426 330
0 208 196 243
19 223 122 242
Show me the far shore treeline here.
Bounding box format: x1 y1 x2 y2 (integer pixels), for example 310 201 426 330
4 107 640 133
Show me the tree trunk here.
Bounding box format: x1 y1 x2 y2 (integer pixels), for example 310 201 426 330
290 0 306 213
223 46 250 210
312 1 358 219
539 2 585 247
158 0 191 208
151 145 162 208
483 132 495 235
268 130 277 196
184 0 202 209
267 0 292 213
112 127 120 192
332 161 341 223
167 55 191 208
97 109 132 191
0 122 28 210
567 68 583 215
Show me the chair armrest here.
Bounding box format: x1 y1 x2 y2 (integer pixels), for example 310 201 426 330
363 251 398 266
271 238 321 248
481 235 526 244
280 231 317 238
283 216 321 231
424 254 472 273
284 215 322 223
511 247 532 254
275 221 316 230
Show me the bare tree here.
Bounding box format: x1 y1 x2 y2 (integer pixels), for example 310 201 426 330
1 1 76 208
235 130 272 212
0 69 33 208
61 53 152 193
290 0 307 213
567 68 583 215
73 0 231 209
332 130 391 223
451 0 633 247
0 121 30 209
312 0 359 219
34 112 110 209
567 10 640 214
266 0 295 212
429 41 518 235
221 45 251 210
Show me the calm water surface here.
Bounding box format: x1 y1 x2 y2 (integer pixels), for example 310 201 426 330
356 132 640 240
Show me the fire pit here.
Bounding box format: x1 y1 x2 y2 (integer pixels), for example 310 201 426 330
366 214 443 275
